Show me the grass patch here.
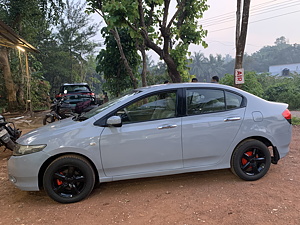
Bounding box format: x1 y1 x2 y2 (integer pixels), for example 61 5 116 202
292 117 300 125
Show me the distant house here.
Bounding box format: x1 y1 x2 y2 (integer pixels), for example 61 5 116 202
269 63 300 76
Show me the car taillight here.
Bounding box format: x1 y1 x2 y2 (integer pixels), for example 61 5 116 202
282 109 291 124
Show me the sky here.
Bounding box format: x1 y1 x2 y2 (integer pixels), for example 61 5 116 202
90 0 300 61
195 0 300 57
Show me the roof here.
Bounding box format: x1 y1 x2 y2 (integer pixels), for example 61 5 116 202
0 20 39 53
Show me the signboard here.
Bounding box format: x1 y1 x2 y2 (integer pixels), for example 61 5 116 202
235 68 245 84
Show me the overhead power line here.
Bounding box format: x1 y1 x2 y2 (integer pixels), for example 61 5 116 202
201 0 299 23
209 9 300 33
201 0 300 28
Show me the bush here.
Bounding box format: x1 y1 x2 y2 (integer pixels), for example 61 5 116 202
220 71 263 97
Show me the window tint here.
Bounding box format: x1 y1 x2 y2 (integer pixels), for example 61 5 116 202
116 91 177 123
225 91 243 109
63 85 90 93
186 89 225 115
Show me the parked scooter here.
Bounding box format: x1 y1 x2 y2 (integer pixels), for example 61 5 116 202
0 114 22 151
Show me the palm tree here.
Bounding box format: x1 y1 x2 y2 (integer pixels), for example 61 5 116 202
189 52 208 82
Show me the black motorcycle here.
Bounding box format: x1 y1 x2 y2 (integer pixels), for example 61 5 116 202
0 114 22 151
43 94 97 125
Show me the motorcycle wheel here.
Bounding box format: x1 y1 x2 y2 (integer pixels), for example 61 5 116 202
43 114 55 125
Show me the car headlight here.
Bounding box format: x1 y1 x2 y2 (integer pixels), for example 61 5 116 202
13 144 47 156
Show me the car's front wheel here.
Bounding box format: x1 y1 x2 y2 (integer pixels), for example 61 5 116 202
231 139 271 181
43 155 95 203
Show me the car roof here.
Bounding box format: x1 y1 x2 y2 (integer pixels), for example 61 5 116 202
135 83 240 93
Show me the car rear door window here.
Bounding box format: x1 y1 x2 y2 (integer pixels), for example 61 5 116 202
186 89 225 115
225 91 243 109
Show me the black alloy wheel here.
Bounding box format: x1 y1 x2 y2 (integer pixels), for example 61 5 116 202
43 155 95 203
231 139 271 181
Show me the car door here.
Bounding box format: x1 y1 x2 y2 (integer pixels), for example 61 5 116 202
99 90 183 177
182 88 246 167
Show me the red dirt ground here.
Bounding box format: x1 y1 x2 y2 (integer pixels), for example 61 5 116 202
0 112 299 225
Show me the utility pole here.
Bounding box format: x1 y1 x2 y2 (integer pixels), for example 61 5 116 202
235 0 251 86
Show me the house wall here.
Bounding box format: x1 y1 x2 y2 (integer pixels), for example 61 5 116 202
269 63 300 76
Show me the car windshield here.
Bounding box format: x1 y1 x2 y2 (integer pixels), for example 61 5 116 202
74 90 140 121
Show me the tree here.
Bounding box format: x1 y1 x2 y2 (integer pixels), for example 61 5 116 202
96 27 140 96
0 0 64 110
87 0 209 83
55 0 99 82
189 52 226 82
189 52 207 81
235 0 250 84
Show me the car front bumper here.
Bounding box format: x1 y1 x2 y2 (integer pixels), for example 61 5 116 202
7 151 49 191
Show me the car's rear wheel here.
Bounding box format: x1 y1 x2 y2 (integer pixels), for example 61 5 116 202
43 155 95 203
231 139 271 181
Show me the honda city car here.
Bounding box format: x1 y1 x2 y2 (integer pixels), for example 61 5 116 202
7 83 292 203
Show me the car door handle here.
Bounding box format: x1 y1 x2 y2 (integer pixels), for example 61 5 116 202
157 124 177 129
224 117 241 122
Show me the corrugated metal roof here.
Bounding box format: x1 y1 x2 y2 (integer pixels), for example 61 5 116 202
0 20 39 53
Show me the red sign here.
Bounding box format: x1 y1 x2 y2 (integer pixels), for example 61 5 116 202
235 68 244 84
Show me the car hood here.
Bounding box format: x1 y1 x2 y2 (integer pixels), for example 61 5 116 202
17 117 92 145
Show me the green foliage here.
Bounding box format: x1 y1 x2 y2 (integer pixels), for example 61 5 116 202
220 72 264 97
188 52 226 82
220 72 300 110
170 44 190 82
30 75 51 110
87 0 209 82
96 28 140 97
37 0 100 96
263 74 300 109
292 117 300 125
0 0 100 112
145 60 169 85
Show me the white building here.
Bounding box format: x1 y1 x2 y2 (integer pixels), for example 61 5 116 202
269 63 300 76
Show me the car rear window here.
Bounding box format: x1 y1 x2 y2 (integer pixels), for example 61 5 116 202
63 85 91 93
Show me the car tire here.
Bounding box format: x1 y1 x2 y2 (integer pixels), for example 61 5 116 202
231 139 271 181
43 155 95 203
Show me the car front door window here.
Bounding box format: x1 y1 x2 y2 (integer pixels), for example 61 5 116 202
116 91 177 123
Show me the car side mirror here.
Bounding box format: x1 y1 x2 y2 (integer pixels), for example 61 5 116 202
106 116 122 127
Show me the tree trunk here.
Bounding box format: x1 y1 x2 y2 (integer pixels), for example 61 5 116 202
235 0 250 71
110 28 138 89
164 54 182 83
140 31 182 83
0 47 18 110
137 0 182 83
139 43 148 87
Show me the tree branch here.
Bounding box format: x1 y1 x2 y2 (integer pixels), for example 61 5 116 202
167 0 184 30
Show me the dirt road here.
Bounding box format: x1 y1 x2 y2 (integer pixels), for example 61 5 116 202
0 114 299 225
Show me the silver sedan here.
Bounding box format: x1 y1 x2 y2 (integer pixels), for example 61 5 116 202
8 83 292 203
